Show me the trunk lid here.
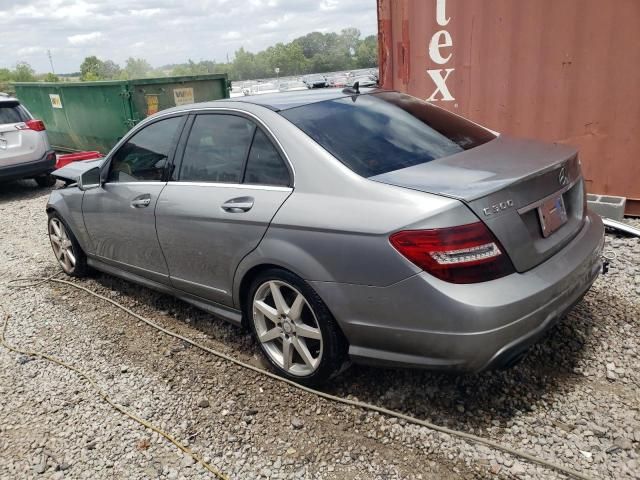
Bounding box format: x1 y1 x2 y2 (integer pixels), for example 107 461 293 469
371 135 586 272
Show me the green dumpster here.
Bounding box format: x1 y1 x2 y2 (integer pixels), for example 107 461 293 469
13 74 229 153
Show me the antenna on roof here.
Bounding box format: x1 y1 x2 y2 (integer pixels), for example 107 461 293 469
342 81 361 96
342 82 360 95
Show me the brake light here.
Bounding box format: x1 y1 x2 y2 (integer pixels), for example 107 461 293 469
17 120 46 131
389 222 515 284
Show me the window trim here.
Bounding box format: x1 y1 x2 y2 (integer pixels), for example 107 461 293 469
169 114 195 182
165 181 292 192
101 113 187 185
240 126 258 183
171 109 294 188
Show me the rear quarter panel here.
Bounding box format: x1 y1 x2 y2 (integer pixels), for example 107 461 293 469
232 142 479 305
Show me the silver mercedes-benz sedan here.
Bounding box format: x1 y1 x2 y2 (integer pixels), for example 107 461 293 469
48 88 604 385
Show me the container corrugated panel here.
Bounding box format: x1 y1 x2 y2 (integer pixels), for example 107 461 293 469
13 74 229 153
378 0 640 215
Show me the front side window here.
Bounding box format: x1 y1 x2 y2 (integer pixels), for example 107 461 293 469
280 92 496 178
108 116 183 183
180 114 255 183
244 129 290 187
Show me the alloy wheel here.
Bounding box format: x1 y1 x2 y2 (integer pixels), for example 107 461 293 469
49 217 76 273
252 280 323 376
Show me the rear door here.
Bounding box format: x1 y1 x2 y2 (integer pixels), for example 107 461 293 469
82 115 185 283
156 112 293 306
0 101 45 167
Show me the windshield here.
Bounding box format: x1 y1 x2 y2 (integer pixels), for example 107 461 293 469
280 91 496 177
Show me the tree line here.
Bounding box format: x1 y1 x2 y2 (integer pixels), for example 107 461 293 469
1 28 377 92
0 62 57 84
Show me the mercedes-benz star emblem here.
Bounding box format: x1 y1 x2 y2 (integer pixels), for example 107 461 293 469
558 166 568 186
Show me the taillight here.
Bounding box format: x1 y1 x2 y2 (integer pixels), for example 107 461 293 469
17 120 46 131
389 222 515 284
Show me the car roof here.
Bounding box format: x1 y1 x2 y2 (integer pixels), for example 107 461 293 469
221 87 380 111
0 94 19 104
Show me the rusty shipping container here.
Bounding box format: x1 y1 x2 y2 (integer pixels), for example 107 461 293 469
378 0 640 215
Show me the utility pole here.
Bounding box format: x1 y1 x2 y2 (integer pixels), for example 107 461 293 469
47 50 55 75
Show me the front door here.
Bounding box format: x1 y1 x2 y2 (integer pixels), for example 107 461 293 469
156 113 293 306
82 115 185 283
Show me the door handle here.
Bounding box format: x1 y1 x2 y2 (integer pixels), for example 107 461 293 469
221 196 254 213
131 194 151 208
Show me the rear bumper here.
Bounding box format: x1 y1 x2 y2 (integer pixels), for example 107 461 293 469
311 212 605 371
0 151 56 182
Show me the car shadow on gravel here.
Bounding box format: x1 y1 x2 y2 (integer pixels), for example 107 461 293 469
57 268 600 432
328 296 600 430
0 180 54 203
83 271 256 354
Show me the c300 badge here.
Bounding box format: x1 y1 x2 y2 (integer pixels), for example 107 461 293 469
483 199 514 216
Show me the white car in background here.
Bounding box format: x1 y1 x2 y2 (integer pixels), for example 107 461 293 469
249 83 280 95
278 80 307 92
0 94 56 187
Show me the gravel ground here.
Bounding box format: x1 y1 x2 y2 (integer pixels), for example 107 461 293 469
0 180 638 480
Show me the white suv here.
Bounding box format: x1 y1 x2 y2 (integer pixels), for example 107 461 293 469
0 94 56 187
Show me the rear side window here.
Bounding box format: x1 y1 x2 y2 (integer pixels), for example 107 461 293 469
0 102 31 124
280 92 496 178
244 129 290 186
180 114 255 183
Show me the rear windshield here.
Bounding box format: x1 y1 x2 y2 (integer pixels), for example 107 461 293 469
0 102 31 124
280 91 496 177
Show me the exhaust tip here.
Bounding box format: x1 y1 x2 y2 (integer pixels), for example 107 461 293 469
498 350 528 370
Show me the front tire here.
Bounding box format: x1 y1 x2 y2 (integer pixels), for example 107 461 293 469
247 268 347 386
47 212 88 277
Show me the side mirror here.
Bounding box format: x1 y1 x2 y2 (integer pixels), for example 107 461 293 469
78 166 102 191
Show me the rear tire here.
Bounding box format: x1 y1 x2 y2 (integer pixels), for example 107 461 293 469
35 174 56 188
47 212 88 277
246 268 348 386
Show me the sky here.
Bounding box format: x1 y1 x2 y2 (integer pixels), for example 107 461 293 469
0 0 377 73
